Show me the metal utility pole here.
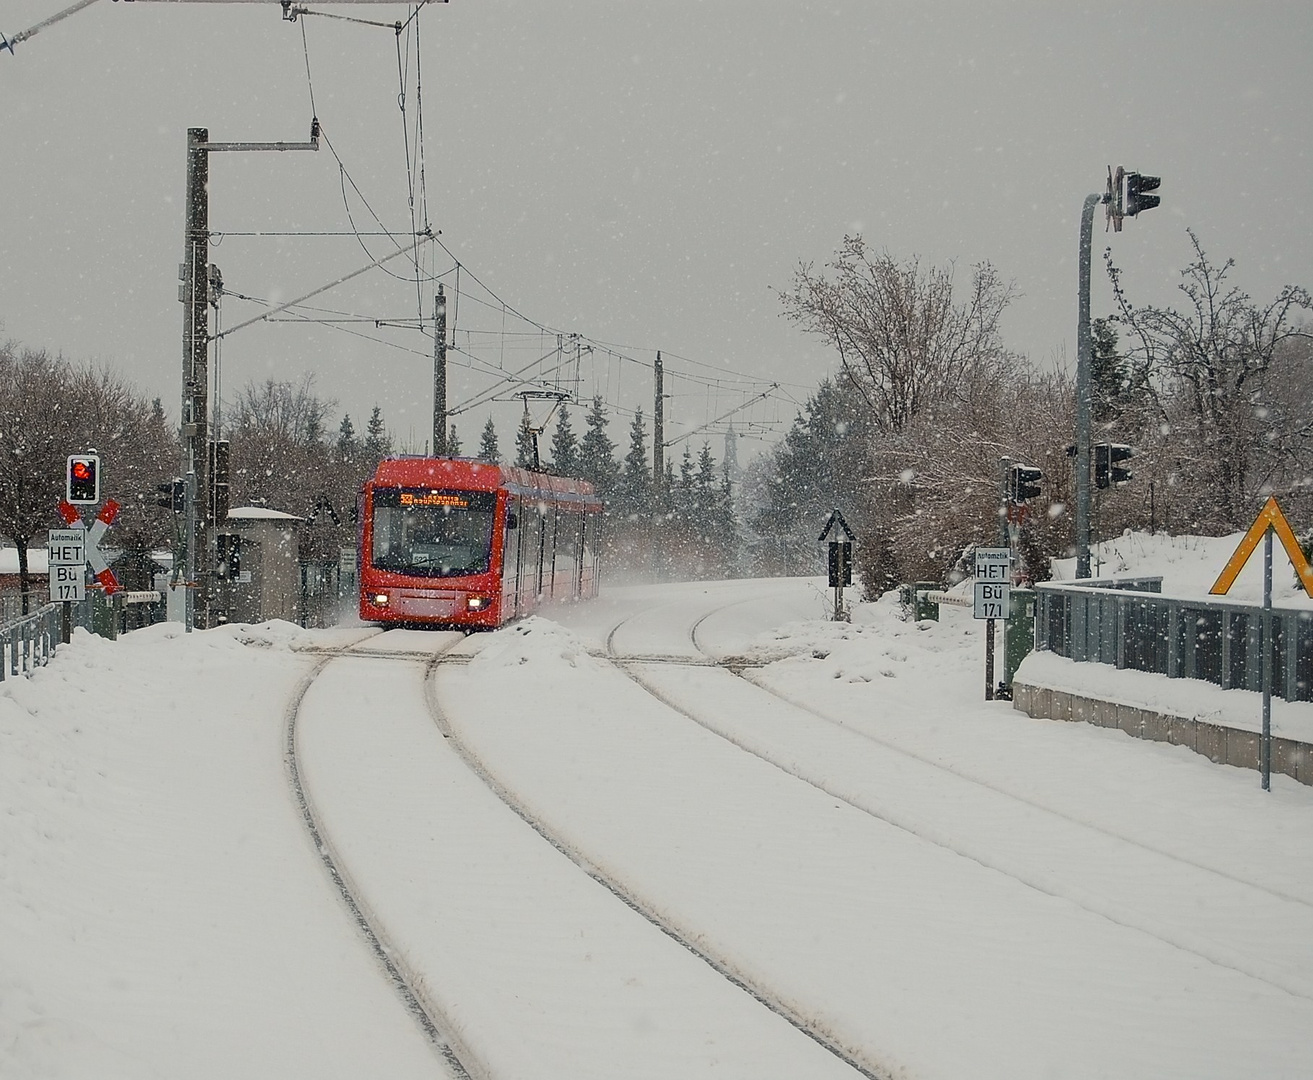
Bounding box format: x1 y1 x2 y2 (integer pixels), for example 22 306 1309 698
433 285 447 456
180 121 320 630
1074 192 1100 579
1261 527 1273 791
181 128 210 632
653 351 664 489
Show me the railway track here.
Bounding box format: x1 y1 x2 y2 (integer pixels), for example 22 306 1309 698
420 645 885 1080
284 630 479 1080
600 597 1313 1002
289 625 868 1079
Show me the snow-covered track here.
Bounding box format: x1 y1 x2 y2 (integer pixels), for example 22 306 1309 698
420 649 889 1080
600 601 1313 1002
284 632 477 1080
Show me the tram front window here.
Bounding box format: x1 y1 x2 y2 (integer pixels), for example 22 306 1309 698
371 489 496 577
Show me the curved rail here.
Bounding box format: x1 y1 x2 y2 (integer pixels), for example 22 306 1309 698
421 647 888 1080
284 632 477 1080
603 598 1313 1002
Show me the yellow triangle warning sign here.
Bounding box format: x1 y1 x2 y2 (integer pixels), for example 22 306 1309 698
1209 496 1313 598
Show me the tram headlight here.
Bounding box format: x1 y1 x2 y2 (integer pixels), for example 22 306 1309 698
466 594 489 611
370 593 390 607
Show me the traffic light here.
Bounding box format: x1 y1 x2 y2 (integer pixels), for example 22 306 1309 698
156 478 185 513
66 454 100 504
1009 464 1042 503
1124 172 1161 217
1095 443 1134 489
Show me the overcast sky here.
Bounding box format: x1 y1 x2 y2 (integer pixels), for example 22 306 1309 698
3 0 1311 463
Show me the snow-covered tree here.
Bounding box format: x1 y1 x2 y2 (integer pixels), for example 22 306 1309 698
550 405 580 477
478 417 501 464
579 395 620 499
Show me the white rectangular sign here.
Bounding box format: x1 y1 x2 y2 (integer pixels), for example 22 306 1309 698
974 581 1010 620
47 527 86 566
974 547 1011 582
49 563 86 601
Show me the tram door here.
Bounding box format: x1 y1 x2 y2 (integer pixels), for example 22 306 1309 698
502 496 521 618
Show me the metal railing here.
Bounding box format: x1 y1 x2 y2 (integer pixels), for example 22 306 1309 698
1035 579 1313 703
0 603 61 679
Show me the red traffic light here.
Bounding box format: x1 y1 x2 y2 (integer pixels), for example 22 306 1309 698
66 454 101 504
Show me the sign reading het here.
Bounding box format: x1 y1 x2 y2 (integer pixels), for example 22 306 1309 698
47 528 86 565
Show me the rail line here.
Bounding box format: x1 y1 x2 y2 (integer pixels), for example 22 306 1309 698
283 631 478 1080
420 649 887 1080
600 599 1313 1002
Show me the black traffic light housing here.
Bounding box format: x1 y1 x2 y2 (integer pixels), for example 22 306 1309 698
1124 172 1161 217
156 478 186 513
66 454 100 504
1009 463 1043 503
1094 443 1134 489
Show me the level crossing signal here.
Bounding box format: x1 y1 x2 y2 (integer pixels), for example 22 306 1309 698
1009 464 1043 503
66 454 100 504
1094 443 1134 489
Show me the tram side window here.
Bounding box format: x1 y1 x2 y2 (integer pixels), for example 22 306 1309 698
557 509 580 577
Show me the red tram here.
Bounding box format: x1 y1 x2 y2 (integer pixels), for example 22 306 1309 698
357 457 602 629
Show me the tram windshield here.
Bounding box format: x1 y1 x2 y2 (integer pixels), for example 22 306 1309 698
371 488 497 577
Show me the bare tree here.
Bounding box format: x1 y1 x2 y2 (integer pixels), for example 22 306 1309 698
0 342 176 609
0 343 78 608
1107 231 1312 529
858 360 1075 591
781 236 1018 435
225 374 336 515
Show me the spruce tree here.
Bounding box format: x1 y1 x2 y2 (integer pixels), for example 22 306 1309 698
515 412 539 469
478 416 501 464
579 395 620 497
1090 318 1129 425
446 423 462 457
550 405 580 477
337 414 358 459
618 407 650 515
362 405 392 463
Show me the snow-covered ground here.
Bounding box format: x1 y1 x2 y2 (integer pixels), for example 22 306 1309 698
3 531 1312 1078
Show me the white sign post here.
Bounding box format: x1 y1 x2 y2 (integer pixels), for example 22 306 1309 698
974 547 1011 700
47 526 87 602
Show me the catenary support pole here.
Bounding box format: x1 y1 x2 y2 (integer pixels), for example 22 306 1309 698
653 351 664 489
433 286 447 456
1075 192 1100 579
182 128 210 631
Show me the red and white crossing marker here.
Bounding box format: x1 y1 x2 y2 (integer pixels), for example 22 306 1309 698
57 498 121 595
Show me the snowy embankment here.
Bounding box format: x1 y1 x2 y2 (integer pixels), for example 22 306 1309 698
0 622 442 1079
